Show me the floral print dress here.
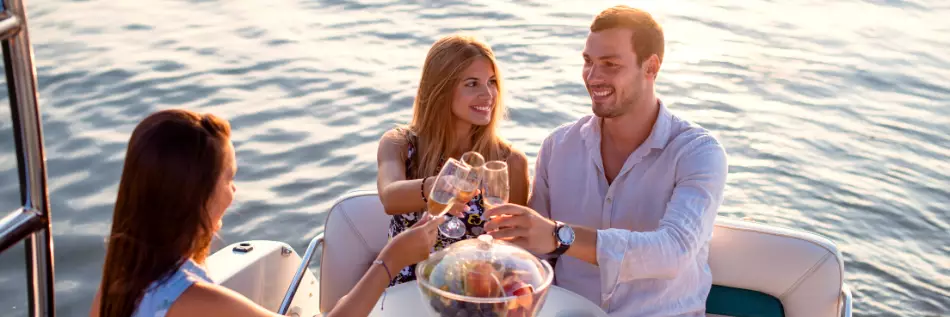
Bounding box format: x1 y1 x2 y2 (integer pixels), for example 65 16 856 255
387 134 494 286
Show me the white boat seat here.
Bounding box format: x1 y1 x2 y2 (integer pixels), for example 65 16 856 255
317 191 848 317
318 190 391 313
706 218 847 317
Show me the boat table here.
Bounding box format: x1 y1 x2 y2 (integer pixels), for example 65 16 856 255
368 281 609 317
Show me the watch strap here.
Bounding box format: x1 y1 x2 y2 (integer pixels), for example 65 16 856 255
549 222 571 258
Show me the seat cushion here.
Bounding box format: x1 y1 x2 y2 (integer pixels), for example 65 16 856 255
706 284 784 317
318 190 390 312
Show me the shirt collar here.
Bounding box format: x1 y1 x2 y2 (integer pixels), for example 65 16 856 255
581 99 673 151
648 100 672 150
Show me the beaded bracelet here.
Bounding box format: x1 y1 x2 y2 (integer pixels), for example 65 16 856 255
421 176 431 203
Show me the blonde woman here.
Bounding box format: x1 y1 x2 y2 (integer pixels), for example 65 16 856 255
376 34 530 286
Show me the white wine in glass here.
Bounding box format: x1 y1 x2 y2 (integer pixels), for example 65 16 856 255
428 158 478 238
426 191 456 217
482 196 507 210
480 160 509 210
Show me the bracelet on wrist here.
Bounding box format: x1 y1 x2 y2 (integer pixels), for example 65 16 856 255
420 177 430 203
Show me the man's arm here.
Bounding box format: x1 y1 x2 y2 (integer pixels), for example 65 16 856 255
563 226 599 265
596 138 727 293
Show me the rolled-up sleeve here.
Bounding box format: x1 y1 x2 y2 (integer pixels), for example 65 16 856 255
529 135 553 219
596 138 728 297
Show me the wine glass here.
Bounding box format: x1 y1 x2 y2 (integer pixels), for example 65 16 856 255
480 160 509 210
460 151 486 169
428 158 478 238
459 151 486 193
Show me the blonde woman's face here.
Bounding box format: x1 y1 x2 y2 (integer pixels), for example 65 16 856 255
451 57 498 126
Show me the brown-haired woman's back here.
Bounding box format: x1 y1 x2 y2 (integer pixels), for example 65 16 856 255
91 109 444 317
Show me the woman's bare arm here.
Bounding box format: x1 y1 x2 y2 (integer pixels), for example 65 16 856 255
377 129 432 215
506 148 531 206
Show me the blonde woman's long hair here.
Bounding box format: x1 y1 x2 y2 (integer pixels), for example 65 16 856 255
404 34 510 179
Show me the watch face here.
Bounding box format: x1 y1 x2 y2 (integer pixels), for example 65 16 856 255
557 226 574 244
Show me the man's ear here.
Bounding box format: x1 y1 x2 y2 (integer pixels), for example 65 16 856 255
644 54 661 80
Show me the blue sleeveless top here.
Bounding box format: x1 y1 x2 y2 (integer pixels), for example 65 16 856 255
132 259 213 317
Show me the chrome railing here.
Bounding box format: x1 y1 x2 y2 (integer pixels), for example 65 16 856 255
0 0 57 316
0 207 44 251
841 283 853 317
277 233 324 315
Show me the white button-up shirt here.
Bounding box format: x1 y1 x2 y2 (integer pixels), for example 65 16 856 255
529 102 728 316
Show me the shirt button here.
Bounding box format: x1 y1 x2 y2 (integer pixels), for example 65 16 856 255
606 197 613 203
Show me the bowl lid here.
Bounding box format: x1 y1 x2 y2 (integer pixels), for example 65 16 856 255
417 235 553 300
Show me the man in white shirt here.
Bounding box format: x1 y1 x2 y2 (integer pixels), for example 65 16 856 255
484 5 728 316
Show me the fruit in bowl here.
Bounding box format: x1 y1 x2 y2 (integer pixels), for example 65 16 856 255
416 235 553 317
464 262 503 298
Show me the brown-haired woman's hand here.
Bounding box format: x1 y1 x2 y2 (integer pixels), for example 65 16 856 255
378 214 445 271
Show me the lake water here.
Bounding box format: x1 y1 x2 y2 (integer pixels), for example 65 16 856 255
0 0 947 316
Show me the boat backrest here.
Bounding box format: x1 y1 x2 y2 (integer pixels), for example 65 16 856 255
318 190 390 313
206 240 320 315
707 217 845 317
317 191 846 317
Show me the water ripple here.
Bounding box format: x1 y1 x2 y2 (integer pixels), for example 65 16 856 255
0 0 945 316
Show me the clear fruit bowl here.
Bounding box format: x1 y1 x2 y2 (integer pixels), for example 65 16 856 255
415 235 554 317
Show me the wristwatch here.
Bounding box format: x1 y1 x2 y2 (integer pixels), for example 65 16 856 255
549 221 574 258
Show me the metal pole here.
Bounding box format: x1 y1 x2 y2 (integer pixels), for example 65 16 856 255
841 283 853 317
24 229 54 317
0 208 42 252
2 0 56 315
277 234 324 315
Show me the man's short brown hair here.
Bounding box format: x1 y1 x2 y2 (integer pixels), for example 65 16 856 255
590 5 665 66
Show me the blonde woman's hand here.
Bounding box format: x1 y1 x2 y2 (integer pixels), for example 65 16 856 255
424 175 472 218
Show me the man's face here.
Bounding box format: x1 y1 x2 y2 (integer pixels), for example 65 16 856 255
582 28 648 118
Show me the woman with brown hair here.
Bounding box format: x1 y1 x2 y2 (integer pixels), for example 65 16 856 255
90 109 448 317
376 34 531 286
